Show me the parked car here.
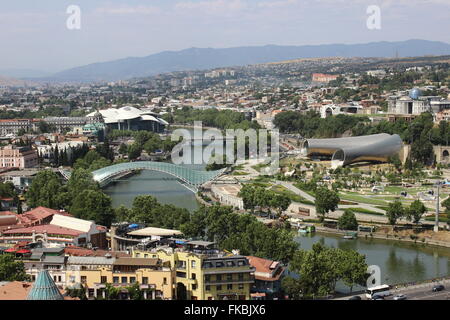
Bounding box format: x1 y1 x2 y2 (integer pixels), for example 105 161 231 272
393 294 407 300
371 295 385 300
432 285 445 292
348 296 362 300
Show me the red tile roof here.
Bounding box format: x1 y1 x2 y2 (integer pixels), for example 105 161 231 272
2 224 84 237
246 256 284 282
64 246 130 258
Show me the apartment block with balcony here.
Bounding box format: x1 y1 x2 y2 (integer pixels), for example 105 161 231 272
65 256 175 300
133 240 255 300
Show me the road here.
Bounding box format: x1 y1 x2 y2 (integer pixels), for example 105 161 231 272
337 279 450 300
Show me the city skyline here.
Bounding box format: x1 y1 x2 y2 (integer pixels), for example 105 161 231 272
1 0 450 73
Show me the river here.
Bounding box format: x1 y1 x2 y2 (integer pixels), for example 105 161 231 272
295 233 450 292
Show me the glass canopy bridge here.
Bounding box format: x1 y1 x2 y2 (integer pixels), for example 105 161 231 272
60 162 227 193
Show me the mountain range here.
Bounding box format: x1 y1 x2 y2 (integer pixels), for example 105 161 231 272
24 39 450 83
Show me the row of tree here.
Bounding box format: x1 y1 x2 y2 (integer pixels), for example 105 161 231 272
386 200 427 225
238 185 292 218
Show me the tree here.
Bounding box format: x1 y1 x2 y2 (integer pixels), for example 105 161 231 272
315 187 340 222
338 250 369 293
283 243 368 299
126 282 144 300
128 143 142 160
386 200 404 225
118 143 128 155
0 254 30 281
70 189 114 226
270 193 291 217
338 210 358 231
26 170 63 209
406 200 427 224
442 196 450 226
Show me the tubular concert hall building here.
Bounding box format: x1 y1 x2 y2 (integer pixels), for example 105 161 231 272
301 134 403 168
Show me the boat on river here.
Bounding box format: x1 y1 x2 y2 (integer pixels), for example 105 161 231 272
343 231 358 239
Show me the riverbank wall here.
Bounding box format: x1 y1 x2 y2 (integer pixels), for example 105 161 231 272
314 226 450 249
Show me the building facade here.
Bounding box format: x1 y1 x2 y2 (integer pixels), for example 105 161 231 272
0 145 39 169
133 242 254 300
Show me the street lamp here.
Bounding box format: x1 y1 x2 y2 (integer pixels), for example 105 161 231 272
434 181 441 233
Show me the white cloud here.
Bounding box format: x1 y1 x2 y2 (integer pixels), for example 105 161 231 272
96 5 161 15
175 0 247 13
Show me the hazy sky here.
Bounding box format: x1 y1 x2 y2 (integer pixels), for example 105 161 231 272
0 0 449 73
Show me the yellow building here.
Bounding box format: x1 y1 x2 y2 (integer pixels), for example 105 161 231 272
133 241 255 300
65 256 175 299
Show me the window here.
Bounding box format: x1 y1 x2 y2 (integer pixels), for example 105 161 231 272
163 277 167 285
227 274 232 281
144 254 148 258
101 276 107 284
227 284 233 290
216 275 222 281
135 253 140 258
239 284 244 290
191 260 196 268
177 261 186 269
113 277 119 284
58 276 62 282
205 275 211 282
81 276 87 283
226 261 235 267
192 284 197 290
206 285 210 291
237 260 245 266
216 261 224 268
191 273 196 280
217 285 222 291
142 277 148 285
121 277 127 284
130 277 136 283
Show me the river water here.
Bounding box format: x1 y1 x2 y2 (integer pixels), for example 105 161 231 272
295 233 450 292
104 132 221 211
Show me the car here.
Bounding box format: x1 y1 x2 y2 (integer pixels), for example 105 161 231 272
348 296 362 300
371 295 385 300
432 285 445 292
393 294 407 300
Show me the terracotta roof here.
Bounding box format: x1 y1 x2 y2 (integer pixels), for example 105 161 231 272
0 281 77 300
0 282 33 300
2 224 84 237
64 246 130 258
246 256 284 282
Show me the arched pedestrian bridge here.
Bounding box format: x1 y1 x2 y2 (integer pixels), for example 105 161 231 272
61 162 227 192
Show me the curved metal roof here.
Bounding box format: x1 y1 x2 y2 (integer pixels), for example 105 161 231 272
303 134 403 168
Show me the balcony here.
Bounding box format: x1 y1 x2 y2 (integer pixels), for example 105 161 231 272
204 278 254 286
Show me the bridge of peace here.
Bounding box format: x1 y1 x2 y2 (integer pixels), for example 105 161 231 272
60 161 227 192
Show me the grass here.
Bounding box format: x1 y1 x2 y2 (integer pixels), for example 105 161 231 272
232 171 249 176
270 185 315 206
338 193 389 206
346 208 385 216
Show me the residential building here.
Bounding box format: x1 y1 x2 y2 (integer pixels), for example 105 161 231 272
65 256 175 299
0 145 39 169
132 240 255 300
246 256 285 300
